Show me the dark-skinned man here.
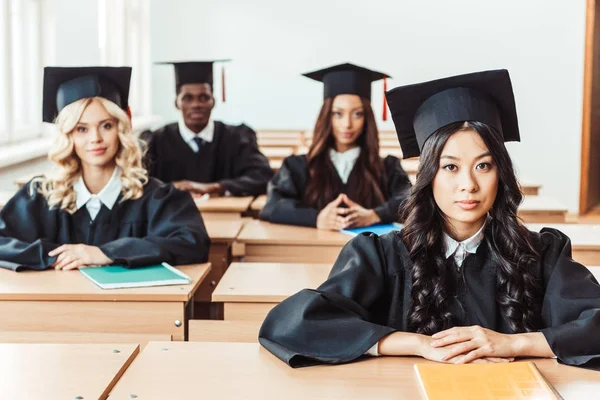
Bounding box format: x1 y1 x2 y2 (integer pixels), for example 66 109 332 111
143 61 273 197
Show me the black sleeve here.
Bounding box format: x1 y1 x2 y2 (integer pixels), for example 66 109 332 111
99 183 211 267
218 125 274 196
0 181 60 271
537 228 600 370
373 156 412 223
259 233 397 367
259 156 319 227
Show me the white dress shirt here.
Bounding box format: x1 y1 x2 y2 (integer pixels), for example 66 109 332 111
328 147 361 184
178 118 215 152
443 222 486 268
366 223 487 357
73 167 122 221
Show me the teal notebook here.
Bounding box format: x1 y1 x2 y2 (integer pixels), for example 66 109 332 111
341 223 403 237
79 262 191 290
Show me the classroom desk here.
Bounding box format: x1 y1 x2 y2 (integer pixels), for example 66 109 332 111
0 343 138 400
213 262 330 321
0 264 209 341
250 194 267 212
261 146 296 161
257 137 302 148
108 342 600 400
236 220 350 263
518 195 568 223
196 220 244 318
528 223 600 265
195 195 254 220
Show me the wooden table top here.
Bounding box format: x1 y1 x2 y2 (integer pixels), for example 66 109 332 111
0 264 210 302
250 195 267 211
0 343 138 400
107 342 600 400
212 262 331 303
205 219 244 242
237 220 350 246
194 195 254 213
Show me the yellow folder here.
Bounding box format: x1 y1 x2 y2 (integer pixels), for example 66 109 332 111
414 361 562 400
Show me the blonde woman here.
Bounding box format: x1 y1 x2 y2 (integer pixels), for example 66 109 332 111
0 67 210 272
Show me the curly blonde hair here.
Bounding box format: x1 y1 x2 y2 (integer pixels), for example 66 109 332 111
33 97 148 213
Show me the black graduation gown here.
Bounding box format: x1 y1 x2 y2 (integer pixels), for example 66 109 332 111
259 228 600 369
0 178 211 271
142 121 274 196
259 154 412 227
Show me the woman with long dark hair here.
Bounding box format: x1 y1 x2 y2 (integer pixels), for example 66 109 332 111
259 63 411 230
259 70 600 369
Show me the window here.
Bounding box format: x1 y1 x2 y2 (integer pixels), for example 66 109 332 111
0 0 44 145
98 0 151 117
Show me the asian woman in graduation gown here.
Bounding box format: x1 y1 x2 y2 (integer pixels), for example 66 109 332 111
259 63 412 230
0 66 210 272
259 69 600 369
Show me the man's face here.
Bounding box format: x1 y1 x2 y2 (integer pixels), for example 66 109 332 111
176 83 215 132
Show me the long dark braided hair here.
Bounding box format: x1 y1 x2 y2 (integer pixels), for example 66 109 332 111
400 121 543 335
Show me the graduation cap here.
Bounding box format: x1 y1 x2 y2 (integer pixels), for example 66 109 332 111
156 60 231 101
385 69 520 159
42 66 131 123
303 63 391 120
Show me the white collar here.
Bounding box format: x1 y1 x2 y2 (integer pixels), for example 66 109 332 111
178 118 215 145
329 147 361 184
74 167 122 211
443 222 486 260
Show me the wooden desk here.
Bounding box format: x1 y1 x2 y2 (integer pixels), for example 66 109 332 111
518 196 568 223
258 138 302 148
0 331 170 349
195 195 254 220
0 343 138 400
520 178 542 196
250 194 267 212
527 223 600 265
0 264 209 341
196 220 244 318
261 146 295 161
213 262 331 321
380 147 403 158
236 220 350 263
108 342 600 399
0 190 15 209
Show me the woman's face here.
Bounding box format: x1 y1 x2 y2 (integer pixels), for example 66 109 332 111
432 128 499 239
71 99 120 172
330 94 365 152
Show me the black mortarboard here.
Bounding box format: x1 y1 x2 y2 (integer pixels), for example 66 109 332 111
385 69 520 158
156 60 231 97
303 63 391 119
303 63 389 100
42 66 131 123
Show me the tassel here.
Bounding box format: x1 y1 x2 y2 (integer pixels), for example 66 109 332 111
382 76 388 121
221 65 226 103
